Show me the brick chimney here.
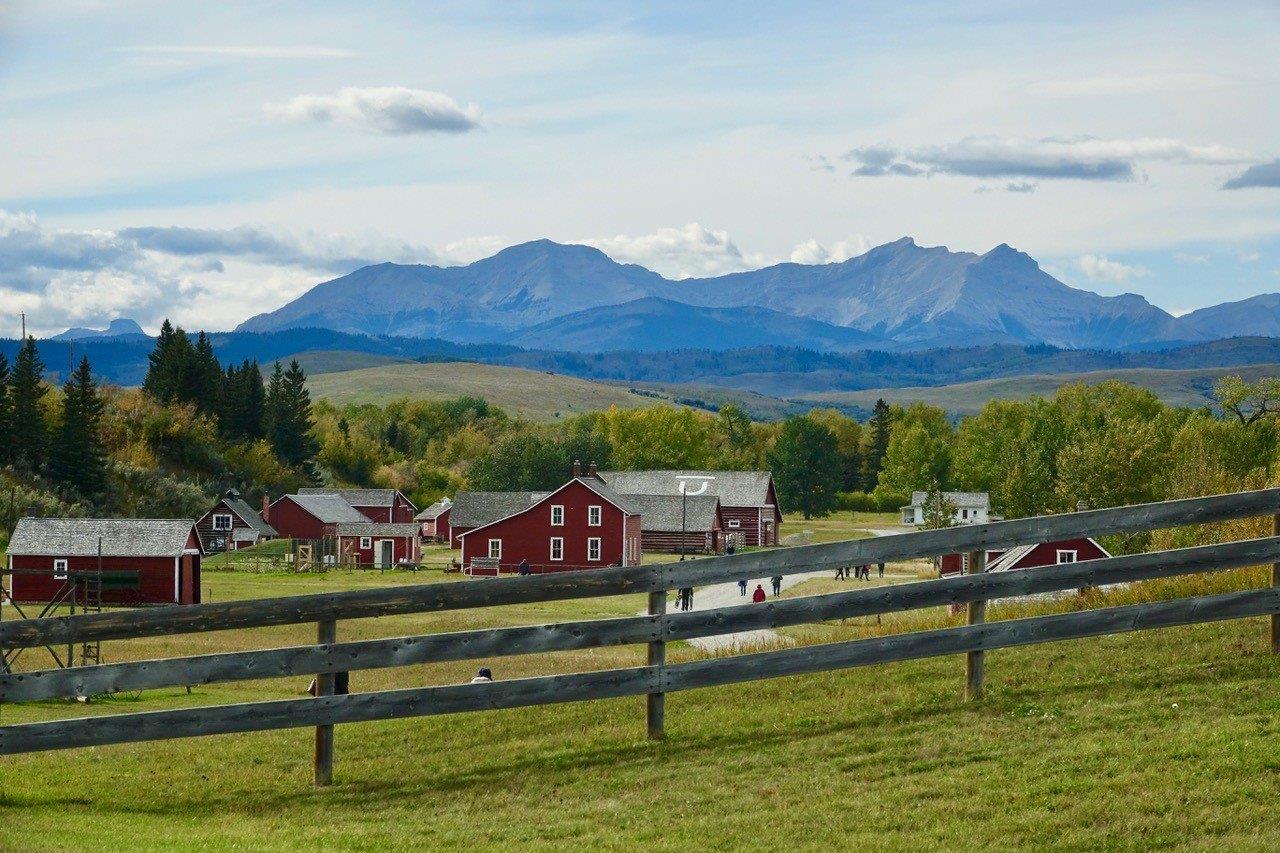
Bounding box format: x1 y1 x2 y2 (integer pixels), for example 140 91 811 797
262 493 271 521
572 459 582 478
587 460 598 478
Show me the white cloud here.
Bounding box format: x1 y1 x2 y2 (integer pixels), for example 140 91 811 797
1077 254 1151 282
789 235 871 265
265 86 482 135
122 45 355 59
1240 252 1261 263
1174 252 1208 264
582 223 771 279
843 135 1253 182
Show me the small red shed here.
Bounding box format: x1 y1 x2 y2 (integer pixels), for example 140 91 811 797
297 488 418 523
335 523 422 567
458 476 642 575
6 517 203 606
414 499 452 542
940 537 1110 576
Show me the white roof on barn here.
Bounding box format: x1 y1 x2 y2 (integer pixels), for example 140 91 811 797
7 517 197 557
597 470 775 507
907 491 990 510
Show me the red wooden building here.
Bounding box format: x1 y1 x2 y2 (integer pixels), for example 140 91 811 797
447 491 547 548
335 523 422 567
598 470 782 547
265 493 369 540
414 498 452 542
6 517 203 606
298 488 417 523
939 537 1111 576
195 489 278 554
622 493 724 553
457 476 642 574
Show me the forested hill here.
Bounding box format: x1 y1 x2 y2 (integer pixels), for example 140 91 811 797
7 331 1280 398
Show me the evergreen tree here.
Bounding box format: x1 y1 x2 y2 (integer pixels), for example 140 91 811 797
768 415 841 519
49 357 109 498
267 360 320 476
861 398 893 490
191 332 224 416
11 337 49 470
0 352 13 465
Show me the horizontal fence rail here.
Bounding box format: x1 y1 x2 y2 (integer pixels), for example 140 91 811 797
5 536 1279 704
3 587 1277 756
5 488 1280 651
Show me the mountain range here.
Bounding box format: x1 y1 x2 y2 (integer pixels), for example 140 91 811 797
236 237 1280 352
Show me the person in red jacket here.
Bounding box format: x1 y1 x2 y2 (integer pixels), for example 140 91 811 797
752 583 767 603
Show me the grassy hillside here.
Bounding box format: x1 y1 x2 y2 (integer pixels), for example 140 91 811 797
285 349 413 375
3 551 1279 848
306 361 681 420
798 362 1280 415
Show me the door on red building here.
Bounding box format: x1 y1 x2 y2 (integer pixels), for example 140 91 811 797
377 539 394 568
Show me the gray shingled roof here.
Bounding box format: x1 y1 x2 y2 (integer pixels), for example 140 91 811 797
334 523 421 537
6 517 198 557
220 492 278 537
907 491 990 510
299 487 411 509
623 493 720 532
597 470 775 507
575 476 641 515
449 491 549 529
414 499 452 522
285 493 369 524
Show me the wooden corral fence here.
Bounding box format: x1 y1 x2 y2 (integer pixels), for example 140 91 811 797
3 488 1280 786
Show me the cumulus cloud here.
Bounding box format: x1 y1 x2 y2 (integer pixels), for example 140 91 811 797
843 135 1252 183
1174 252 1208 264
582 223 772 279
1077 254 1151 282
788 235 872 265
1223 158 1280 189
266 86 482 135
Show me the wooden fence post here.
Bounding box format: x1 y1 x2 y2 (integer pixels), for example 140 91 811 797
314 618 336 786
965 549 986 701
1272 514 1280 654
646 588 665 739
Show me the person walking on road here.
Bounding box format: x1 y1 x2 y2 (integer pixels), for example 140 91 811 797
877 562 885 579
738 578 748 596
771 575 783 597
752 584 767 603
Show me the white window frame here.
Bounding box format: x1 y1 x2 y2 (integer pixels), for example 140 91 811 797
587 537 601 561
212 513 233 532
727 519 741 529
961 553 970 572
359 536 372 550
1056 549 1078 564
488 539 502 560
54 558 68 580
549 537 564 561
588 505 602 527
551 505 565 526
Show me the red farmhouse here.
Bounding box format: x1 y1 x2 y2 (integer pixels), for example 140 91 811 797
195 489 278 554
6 517 203 606
458 476 642 574
940 537 1111 576
598 470 781 547
265 493 369 540
335 523 422 568
448 491 547 548
414 498 452 542
298 488 417 523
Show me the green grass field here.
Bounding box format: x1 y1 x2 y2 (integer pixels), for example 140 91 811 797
305 361 682 420
797 362 1280 416
3 511 1280 850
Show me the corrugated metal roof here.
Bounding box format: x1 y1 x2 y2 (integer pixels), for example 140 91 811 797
623 493 720 532
285 493 370 524
597 470 775 506
6 517 198 557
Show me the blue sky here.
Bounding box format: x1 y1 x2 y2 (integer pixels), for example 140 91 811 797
1 0 1278 334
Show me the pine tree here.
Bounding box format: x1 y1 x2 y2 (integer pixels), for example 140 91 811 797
50 357 109 498
0 352 13 465
192 332 224 416
11 337 49 470
266 360 319 475
861 398 893 490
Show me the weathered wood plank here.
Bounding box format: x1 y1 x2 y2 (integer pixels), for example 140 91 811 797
1272 514 1279 654
965 549 986 701
3 588 1276 756
6 537 1278 703
314 619 336 787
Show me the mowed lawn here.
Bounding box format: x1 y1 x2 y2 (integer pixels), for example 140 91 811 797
3 516 1280 849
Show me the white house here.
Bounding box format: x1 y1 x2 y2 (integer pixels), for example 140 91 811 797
901 491 993 526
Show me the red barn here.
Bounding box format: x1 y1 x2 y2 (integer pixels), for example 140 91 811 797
940 537 1111 576
447 491 548 548
6 518 203 606
457 476 642 574
265 493 369 540
414 499 452 542
195 489 278 554
298 488 417 523
335 523 422 567
598 470 782 547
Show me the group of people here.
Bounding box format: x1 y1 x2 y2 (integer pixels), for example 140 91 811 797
736 575 785 601
834 563 884 581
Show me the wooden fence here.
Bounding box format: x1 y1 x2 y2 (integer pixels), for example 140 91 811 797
3 488 1280 785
